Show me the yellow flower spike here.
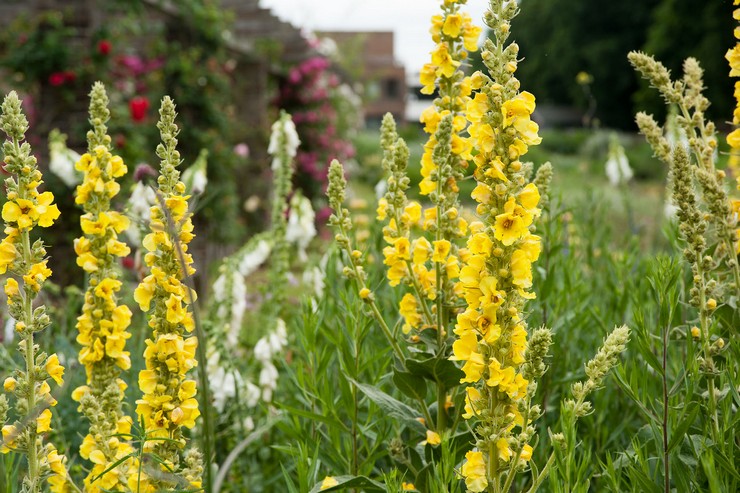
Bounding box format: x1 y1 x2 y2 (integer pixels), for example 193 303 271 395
0 90 67 490
134 96 202 488
73 83 136 491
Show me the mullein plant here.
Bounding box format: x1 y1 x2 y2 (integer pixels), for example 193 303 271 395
325 1 480 484
0 92 68 492
629 51 740 297
72 82 137 493
454 2 629 492
354 0 479 449
726 0 740 254
133 97 203 491
451 1 545 489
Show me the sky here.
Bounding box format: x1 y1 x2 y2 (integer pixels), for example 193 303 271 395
259 0 489 75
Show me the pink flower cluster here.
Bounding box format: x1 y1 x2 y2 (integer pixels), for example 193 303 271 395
276 56 356 199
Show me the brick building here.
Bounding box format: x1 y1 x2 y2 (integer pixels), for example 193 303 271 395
319 31 406 126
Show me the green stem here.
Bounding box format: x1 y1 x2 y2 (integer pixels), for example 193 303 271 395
526 452 555 493
336 223 435 427
695 262 720 442
19 163 39 492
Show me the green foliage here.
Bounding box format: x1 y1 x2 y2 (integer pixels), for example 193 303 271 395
512 0 660 128
634 0 734 123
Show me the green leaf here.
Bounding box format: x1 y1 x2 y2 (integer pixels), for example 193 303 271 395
392 367 427 400
308 475 385 493
406 355 464 391
667 402 699 453
350 379 425 432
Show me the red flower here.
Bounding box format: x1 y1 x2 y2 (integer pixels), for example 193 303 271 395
63 71 76 83
122 256 135 270
129 96 150 123
48 72 66 86
98 39 111 56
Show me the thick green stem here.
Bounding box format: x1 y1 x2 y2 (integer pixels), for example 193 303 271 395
19 151 39 492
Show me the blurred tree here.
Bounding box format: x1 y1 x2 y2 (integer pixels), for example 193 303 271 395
472 0 733 129
513 0 659 129
634 0 734 127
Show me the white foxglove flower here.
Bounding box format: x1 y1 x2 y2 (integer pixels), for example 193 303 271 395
128 181 157 222
254 337 273 363
285 193 316 261
605 135 633 186
244 381 261 408
302 266 325 299
375 179 387 200
268 318 288 353
4 317 14 344
268 113 300 164
48 129 81 187
182 149 208 195
238 239 272 276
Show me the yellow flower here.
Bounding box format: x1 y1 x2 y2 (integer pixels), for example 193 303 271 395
403 202 422 225
2 199 36 230
376 198 388 220
431 43 460 78
4 277 19 299
452 330 478 361
462 386 481 419
520 444 533 461
518 183 540 213
413 237 432 265
461 450 488 492
463 23 482 52
1 425 17 453
497 437 512 461
165 294 187 324
320 476 339 490
3 377 17 392
402 483 416 491
494 198 529 246
134 276 157 311
399 293 422 333
35 191 61 227
691 326 700 338
727 46 740 77
420 64 437 95
359 287 371 299
728 128 740 148
0 238 16 273
36 408 52 433
460 352 485 383
511 249 534 290
424 429 441 446
394 237 411 260
432 239 451 263
502 92 536 127
23 260 52 292
45 353 65 386
442 13 463 38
